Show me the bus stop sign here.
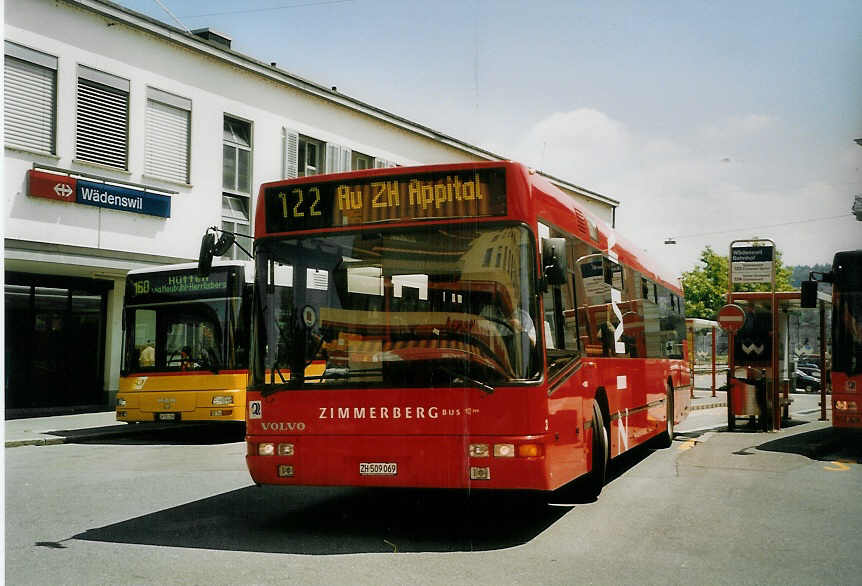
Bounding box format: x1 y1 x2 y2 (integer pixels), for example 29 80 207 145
717 304 746 333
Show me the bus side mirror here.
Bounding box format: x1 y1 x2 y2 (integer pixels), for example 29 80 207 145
213 231 235 256
198 231 215 277
542 237 568 287
800 280 818 308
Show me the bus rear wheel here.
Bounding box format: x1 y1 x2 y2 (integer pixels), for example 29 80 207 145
655 386 674 448
584 400 608 499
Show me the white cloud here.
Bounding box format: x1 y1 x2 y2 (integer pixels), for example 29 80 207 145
511 108 861 276
699 114 777 141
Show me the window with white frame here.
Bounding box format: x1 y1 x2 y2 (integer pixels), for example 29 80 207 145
223 115 252 193
4 42 57 154
282 128 352 178
352 151 373 170
76 65 130 169
145 88 191 184
298 135 324 176
221 195 251 260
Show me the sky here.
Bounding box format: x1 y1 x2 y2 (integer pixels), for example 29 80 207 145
118 0 862 277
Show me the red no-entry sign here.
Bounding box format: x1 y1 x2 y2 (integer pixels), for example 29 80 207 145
717 303 746 333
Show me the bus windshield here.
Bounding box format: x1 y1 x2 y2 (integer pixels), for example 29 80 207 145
833 252 862 376
122 267 247 373
252 223 541 390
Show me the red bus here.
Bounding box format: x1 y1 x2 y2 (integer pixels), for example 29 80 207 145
232 161 691 497
803 250 862 429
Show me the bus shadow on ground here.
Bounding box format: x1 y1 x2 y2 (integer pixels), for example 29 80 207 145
73 486 574 554
756 427 862 462
52 423 246 446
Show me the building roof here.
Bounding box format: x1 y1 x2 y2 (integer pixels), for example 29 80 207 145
69 0 619 209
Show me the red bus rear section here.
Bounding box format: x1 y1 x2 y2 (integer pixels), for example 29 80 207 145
829 251 862 429
243 161 691 495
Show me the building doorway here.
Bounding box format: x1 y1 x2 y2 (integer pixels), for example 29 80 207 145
5 272 112 417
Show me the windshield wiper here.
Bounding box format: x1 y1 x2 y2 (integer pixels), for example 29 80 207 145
439 366 495 395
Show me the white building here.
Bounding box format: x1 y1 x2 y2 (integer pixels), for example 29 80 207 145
4 0 618 414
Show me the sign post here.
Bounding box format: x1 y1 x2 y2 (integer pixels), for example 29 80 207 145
718 303 746 429
717 303 745 334
728 238 777 431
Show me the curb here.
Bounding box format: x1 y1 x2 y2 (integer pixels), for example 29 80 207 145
691 402 727 412
5 438 68 448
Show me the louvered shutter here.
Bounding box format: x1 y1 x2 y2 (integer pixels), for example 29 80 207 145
4 44 56 154
340 146 352 172
145 88 190 183
325 143 340 173
283 128 299 179
374 157 395 168
76 66 129 169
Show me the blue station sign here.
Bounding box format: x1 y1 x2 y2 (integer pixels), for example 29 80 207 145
76 179 171 218
27 169 171 218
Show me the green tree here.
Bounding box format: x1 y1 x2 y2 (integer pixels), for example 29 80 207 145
681 245 794 319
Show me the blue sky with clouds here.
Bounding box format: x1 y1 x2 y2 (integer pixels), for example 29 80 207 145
118 0 862 275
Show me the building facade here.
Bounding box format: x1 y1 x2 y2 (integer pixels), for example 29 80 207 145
4 0 618 415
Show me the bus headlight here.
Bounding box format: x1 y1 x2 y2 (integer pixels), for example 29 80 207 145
469 444 489 458
470 466 490 480
278 443 295 456
258 443 275 456
117 398 127 407
836 401 848 411
212 395 232 406
494 443 515 458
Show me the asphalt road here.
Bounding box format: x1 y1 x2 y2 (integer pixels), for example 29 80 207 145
5 400 860 585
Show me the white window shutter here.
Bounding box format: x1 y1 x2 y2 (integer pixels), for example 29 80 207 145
283 127 299 179
325 143 340 173
374 158 396 168
4 55 56 153
340 146 351 172
145 99 190 183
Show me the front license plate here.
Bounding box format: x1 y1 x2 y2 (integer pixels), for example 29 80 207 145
157 413 178 421
360 462 397 476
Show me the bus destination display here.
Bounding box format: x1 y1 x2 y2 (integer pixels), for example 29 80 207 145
127 268 233 304
264 168 507 233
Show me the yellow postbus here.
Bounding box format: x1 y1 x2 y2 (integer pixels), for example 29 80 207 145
117 261 252 423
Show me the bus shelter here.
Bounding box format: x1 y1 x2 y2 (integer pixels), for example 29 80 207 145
726 290 831 431
686 318 723 398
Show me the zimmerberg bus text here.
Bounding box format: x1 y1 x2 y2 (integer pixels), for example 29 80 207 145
319 406 440 420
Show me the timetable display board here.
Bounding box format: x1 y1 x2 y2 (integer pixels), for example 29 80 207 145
264 168 507 233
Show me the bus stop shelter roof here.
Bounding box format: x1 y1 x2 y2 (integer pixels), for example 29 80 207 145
729 290 832 309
